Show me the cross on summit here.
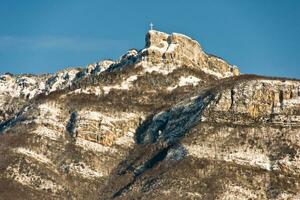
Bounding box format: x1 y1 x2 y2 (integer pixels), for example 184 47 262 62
150 22 154 30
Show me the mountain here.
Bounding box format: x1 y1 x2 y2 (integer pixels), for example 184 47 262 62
0 30 299 200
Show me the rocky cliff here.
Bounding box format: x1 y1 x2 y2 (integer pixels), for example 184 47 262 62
0 30 299 200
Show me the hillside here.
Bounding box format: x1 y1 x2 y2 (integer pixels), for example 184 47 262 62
0 30 299 200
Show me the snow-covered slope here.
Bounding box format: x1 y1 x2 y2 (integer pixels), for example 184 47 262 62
0 30 299 200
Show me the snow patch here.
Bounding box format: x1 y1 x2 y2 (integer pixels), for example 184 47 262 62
38 103 61 116
283 96 300 106
79 111 137 123
0 76 37 98
259 79 300 86
166 43 178 53
102 75 138 94
178 75 200 87
166 86 178 91
185 144 271 171
13 147 51 164
33 126 62 141
115 130 135 147
142 62 178 75
200 68 224 78
75 137 118 154
61 162 104 179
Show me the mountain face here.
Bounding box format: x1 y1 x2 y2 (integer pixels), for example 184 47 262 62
0 30 299 200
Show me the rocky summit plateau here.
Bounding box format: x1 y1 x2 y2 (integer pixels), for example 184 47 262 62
0 30 300 200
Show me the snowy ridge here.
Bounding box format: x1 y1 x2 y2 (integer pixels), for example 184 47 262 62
0 29 238 111
0 62 110 102
185 144 271 171
13 147 51 165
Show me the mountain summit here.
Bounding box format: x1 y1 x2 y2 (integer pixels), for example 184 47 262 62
0 31 300 200
110 30 239 77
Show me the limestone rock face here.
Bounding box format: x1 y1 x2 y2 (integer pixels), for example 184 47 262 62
0 30 299 200
103 76 300 200
141 30 239 78
108 30 239 78
209 79 300 124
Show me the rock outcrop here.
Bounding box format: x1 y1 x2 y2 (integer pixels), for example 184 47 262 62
141 30 239 77
102 76 300 200
109 30 239 78
0 30 299 200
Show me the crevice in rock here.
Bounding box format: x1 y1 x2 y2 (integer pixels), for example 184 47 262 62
279 90 284 109
289 91 293 99
162 36 173 61
214 93 223 106
269 101 275 122
230 88 235 110
66 111 78 139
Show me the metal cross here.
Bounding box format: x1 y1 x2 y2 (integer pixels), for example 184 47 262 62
150 22 154 30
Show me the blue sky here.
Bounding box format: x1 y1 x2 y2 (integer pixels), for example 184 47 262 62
0 0 299 78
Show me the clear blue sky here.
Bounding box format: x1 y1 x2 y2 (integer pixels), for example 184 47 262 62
0 0 299 78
